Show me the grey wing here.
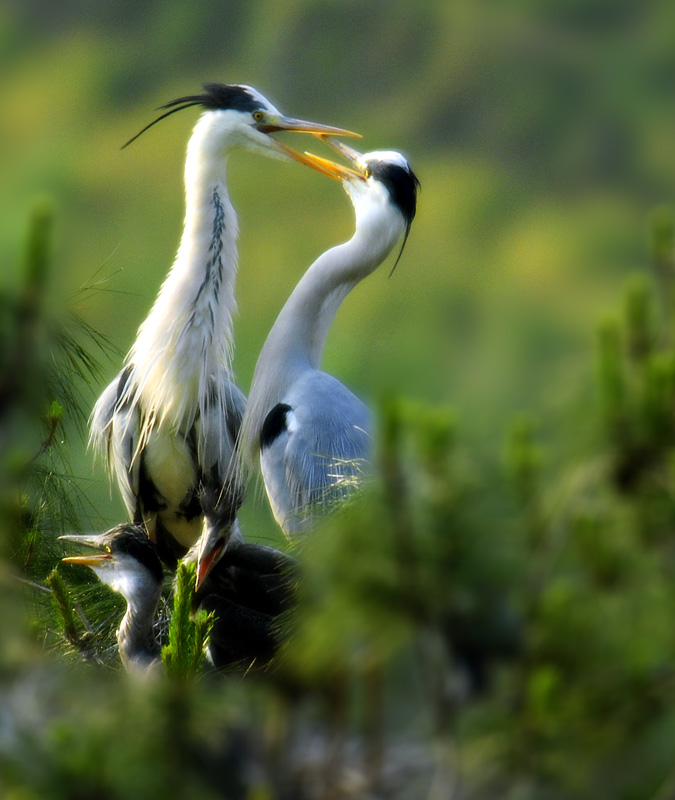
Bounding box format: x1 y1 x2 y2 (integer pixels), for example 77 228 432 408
90 367 141 522
261 372 371 535
194 378 248 514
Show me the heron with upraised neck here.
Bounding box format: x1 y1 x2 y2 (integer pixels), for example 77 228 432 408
90 84 358 567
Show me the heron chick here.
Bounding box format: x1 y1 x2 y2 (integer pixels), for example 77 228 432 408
62 519 296 674
187 483 297 667
61 524 163 673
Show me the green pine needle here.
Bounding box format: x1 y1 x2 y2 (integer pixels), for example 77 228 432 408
161 560 214 681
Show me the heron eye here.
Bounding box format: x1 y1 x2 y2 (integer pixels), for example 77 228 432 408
364 167 372 178
105 545 112 553
253 111 265 122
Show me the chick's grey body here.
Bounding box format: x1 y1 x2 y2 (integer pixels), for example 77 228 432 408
191 541 297 668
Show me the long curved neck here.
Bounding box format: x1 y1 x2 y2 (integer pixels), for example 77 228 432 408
126 115 240 435
241 202 403 464
117 583 162 672
266 241 369 373
170 119 239 329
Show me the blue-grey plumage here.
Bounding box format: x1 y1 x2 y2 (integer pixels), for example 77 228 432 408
261 372 371 534
238 141 420 536
88 84 359 567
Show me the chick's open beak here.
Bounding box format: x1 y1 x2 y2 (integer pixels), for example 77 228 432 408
60 533 113 567
195 541 223 592
62 554 113 567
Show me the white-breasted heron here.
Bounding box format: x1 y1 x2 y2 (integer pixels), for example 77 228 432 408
235 142 420 537
90 84 358 567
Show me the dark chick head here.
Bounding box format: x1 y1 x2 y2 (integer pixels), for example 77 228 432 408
61 523 163 598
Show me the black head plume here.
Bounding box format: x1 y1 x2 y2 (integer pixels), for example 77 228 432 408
369 160 420 275
122 83 265 149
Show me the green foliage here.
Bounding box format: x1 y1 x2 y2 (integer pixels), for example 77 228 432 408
161 560 214 682
10 202 675 798
46 567 104 667
597 263 675 494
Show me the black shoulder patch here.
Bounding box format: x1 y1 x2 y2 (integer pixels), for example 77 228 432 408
260 403 292 451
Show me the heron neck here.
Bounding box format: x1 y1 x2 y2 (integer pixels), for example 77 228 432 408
117 584 161 671
126 118 239 434
241 212 401 464
160 126 239 349
264 217 399 373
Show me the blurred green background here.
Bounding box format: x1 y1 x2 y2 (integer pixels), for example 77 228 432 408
4 2 675 798
3 0 673 544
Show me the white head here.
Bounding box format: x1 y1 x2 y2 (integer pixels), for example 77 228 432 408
122 83 360 171
306 141 420 271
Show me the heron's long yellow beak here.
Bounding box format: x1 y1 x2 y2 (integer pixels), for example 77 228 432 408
264 116 360 138
60 533 112 566
313 135 364 164
62 554 112 567
301 154 366 182
301 136 368 183
272 144 352 178
265 119 361 178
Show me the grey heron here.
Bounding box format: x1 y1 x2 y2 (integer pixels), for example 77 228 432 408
61 521 296 672
90 84 358 567
61 524 163 673
235 142 420 537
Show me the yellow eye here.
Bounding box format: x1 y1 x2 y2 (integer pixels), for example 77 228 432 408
364 167 372 178
105 545 112 553
253 111 264 122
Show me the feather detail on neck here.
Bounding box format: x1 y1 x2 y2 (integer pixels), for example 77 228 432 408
117 579 161 672
122 118 240 455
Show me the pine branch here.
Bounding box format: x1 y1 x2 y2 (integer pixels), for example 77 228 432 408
162 560 214 681
46 568 103 666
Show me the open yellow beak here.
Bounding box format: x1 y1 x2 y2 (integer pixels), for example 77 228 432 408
301 153 366 182
266 119 362 178
62 554 113 567
60 533 112 567
300 135 368 182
